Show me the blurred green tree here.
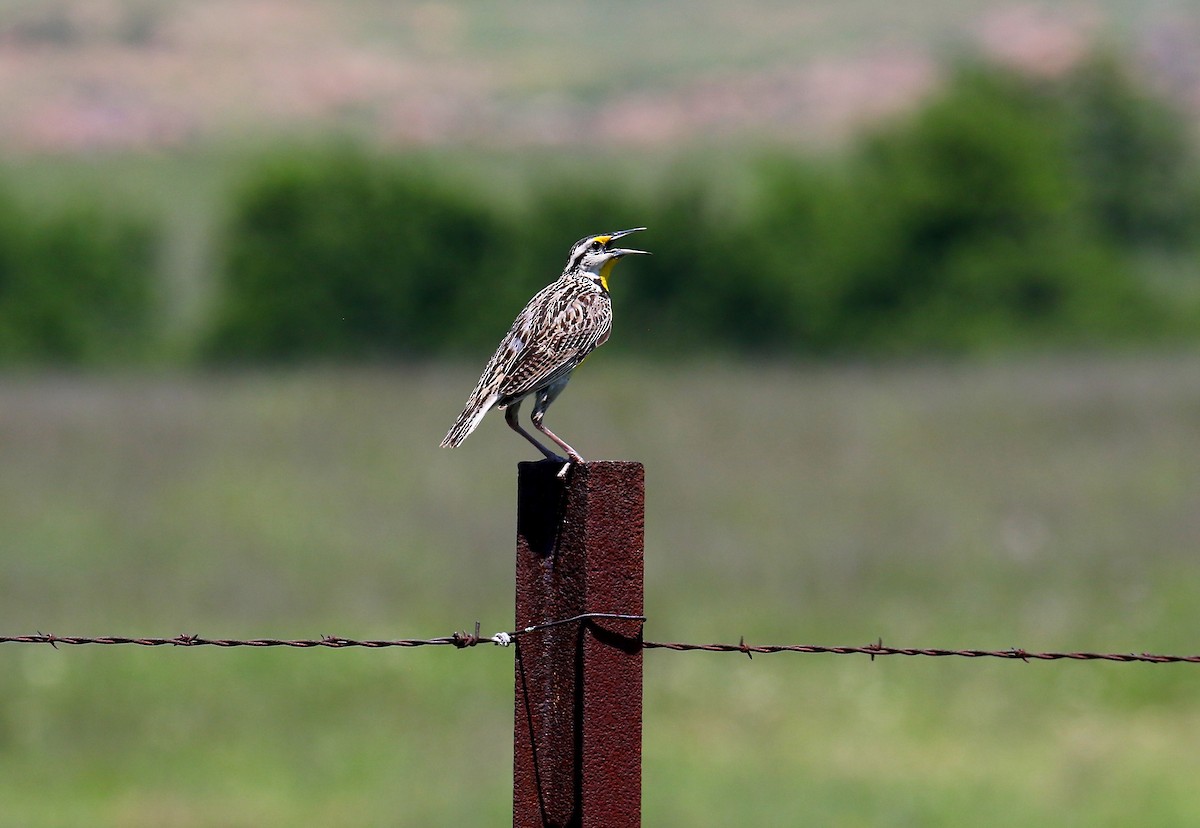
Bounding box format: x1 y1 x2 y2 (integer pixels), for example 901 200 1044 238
0 193 156 363
1061 53 1200 249
750 63 1168 352
207 54 1198 361
208 151 508 360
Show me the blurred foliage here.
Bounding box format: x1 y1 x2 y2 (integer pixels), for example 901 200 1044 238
208 56 1200 362
3 52 1199 365
746 63 1164 353
0 191 157 364
1064 52 1200 248
205 153 510 360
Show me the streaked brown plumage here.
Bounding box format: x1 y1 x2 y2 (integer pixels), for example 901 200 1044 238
440 228 648 465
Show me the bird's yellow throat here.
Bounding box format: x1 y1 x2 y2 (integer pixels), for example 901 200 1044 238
599 258 619 292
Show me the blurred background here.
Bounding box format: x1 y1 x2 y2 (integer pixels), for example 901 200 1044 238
1 1 1199 825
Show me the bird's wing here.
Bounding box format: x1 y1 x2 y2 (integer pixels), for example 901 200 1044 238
495 285 612 403
444 281 610 447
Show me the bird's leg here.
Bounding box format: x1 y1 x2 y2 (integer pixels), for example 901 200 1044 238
532 413 584 464
530 389 584 479
504 400 564 462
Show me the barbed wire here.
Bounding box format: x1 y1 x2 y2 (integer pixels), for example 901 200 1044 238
0 631 487 650
0 613 646 651
3 618 1198 664
642 636 1200 664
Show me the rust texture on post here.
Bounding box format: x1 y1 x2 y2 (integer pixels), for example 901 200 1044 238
514 460 645 828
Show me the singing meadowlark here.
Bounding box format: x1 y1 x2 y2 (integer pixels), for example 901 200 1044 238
440 228 649 467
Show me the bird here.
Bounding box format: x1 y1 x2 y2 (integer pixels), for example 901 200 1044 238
440 227 649 469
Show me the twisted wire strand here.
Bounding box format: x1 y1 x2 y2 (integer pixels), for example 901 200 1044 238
4 617 1197 664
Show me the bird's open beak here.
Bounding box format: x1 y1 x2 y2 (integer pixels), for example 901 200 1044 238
604 227 650 257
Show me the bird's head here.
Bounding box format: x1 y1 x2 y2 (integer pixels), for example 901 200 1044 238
563 227 649 291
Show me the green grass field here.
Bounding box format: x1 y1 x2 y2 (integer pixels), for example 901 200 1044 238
1 354 1198 826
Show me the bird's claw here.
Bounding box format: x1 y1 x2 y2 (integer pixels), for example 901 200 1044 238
556 452 585 479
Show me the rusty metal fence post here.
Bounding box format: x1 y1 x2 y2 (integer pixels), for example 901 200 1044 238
514 460 645 828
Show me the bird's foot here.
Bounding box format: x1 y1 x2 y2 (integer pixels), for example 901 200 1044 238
556 451 585 479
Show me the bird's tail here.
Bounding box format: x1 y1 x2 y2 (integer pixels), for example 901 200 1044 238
440 392 499 448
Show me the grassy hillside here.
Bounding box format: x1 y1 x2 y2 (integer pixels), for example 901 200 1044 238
1 1 1196 152
1 355 1198 825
